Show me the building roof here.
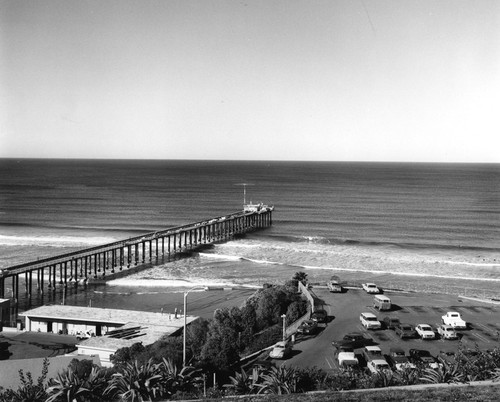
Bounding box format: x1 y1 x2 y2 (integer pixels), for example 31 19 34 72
20 304 198 351
20 305 192 326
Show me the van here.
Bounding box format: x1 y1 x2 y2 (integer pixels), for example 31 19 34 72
373 295 391 311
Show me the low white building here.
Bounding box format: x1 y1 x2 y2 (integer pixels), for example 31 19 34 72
19 305 198 366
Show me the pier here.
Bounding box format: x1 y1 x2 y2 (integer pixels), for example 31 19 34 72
0 207 273 312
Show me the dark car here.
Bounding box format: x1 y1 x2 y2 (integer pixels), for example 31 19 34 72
327 280 343 293
332 332 373 349
297 319 319 335
438 350 456 365
395 323 417 339
409 349 441 369
387 347 416 371
382 316 401 330
311 309 328 323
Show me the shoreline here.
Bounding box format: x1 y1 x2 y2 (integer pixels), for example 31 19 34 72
320 270 500 300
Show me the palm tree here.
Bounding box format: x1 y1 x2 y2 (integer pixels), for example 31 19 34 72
157 358 201 397
392 366 421 386
104 359 163 402
46 366 110 402
224 367 262 395
257 365 297 395
490 367 500 382
419 362 465 384
46 369 90 402
292 272 308 286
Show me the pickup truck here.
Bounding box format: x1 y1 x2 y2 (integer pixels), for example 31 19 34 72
335 345 359 368
441 312 467 329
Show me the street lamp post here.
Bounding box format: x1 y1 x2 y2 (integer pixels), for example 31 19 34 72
281 314 286 341
183 285 207 367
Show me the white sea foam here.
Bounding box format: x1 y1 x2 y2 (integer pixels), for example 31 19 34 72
199 252 241 261
442 260 500 268
107 278 259 289
242 257 283 265
0 234 116 247
218 242 260 249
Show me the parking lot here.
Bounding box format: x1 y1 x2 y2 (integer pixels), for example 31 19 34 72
279 287 500 371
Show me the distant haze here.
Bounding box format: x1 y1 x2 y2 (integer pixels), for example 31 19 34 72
1 0 499 162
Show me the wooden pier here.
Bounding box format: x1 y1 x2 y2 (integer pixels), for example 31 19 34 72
0 208 273 306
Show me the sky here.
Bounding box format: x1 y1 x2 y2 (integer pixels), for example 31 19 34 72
1 0 499 162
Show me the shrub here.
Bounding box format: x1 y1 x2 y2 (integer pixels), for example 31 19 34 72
0 358 49 402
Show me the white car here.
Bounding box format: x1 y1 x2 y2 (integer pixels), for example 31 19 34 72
76 330 93 340
362 283 380 294
437 324 459 340
269 341 292 359
336 346 359 368
360 312 382 330
415 324 436 340
367 359 391 374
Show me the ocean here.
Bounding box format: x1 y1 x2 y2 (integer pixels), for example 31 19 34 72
0 159 499 314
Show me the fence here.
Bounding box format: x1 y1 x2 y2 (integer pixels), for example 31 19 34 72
284 281 316 338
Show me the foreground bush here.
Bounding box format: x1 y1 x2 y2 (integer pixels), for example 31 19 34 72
1 344 500 401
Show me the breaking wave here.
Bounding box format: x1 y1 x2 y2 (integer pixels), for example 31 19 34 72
0 234 117 247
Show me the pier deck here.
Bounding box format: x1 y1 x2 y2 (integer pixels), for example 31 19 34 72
0 208 273 319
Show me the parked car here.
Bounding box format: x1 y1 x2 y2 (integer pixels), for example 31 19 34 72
366 359 391 374
437 324 459 340
387 347 416 371
269 340 292 359
297 319 319 335
360 312 382 330
395 323 417 339
382 316 401 330
438 350 456 365
335 345 359 368
332 332 373 349
362 283 380 294
327 280 343 293
76 330 94 340
441 311 467 329
311 309 328 323
362 345 383 362
415 324 436 340
373 295 392 311
409 349 441 369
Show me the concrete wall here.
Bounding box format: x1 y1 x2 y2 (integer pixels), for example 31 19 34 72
77 346 114 367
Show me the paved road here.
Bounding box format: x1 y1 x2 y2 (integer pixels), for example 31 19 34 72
0 331 78 360
278 288 500 371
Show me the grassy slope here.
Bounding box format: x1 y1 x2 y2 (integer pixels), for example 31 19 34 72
218 383 500 402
